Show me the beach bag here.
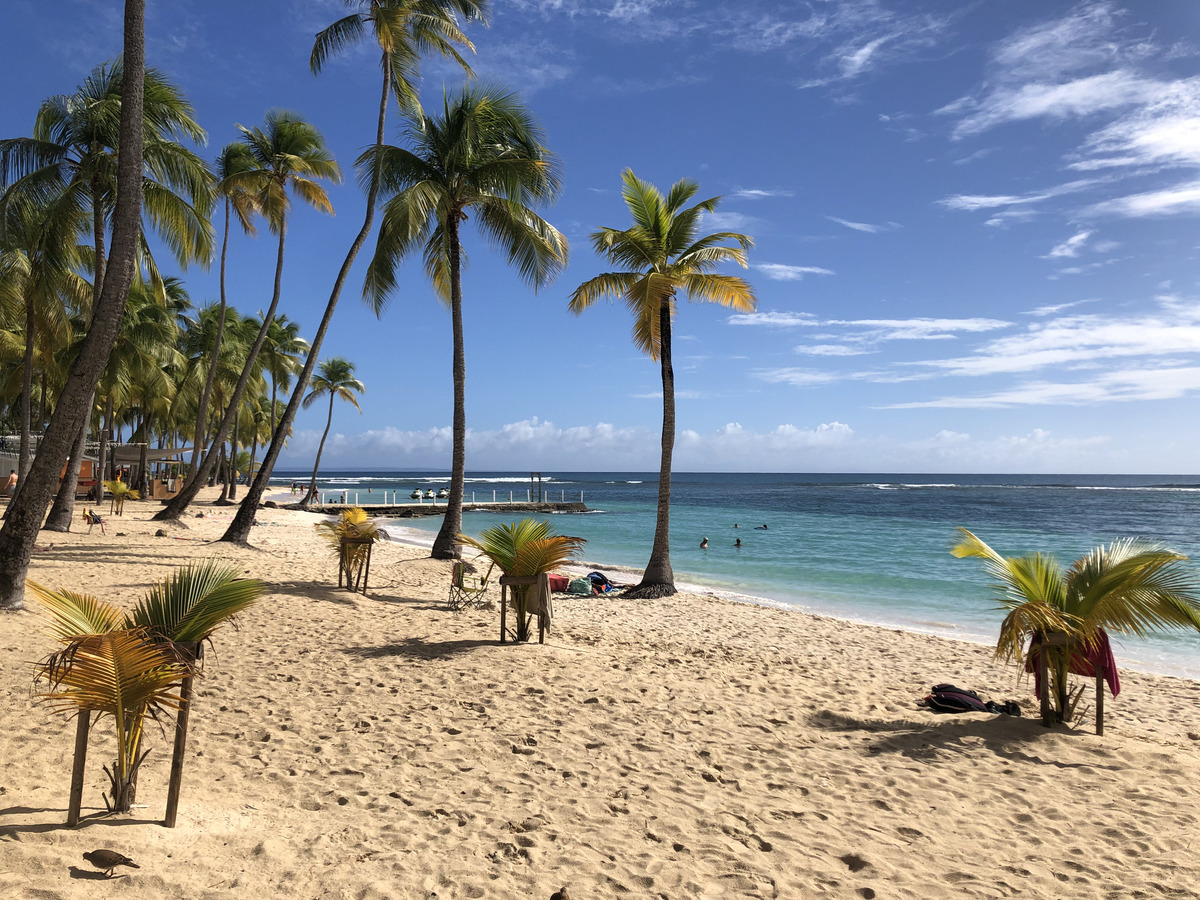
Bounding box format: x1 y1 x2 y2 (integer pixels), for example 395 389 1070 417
922 683 989 714
568 578 594 596
547 573 570 593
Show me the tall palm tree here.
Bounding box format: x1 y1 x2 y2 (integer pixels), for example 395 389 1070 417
221 0 486 545
0 0 148 611
570 170 755 597
189 141 260 477
259 313 307 482
0 191 90 491
301 357 364 505
952 528 1200 722
156 110 339 522
358 84 567 559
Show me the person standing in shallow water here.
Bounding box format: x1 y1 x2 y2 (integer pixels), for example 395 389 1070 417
700 537 708 549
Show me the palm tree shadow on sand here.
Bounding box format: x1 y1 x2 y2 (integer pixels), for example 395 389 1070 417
810 710 1121 770
342 637 496 660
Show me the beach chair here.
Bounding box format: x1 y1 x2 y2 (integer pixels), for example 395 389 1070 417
448 560 492 611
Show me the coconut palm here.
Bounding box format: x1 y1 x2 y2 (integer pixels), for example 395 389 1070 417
359 84 567 559
952 528 1200 722
258 313 307 482
301 357 364 506
569 170 755 598
315 506 383 590
156 110 339 522
457 518 585 641
32 558 263 813
0 3 148 611
220 0 486 546
189 142 261 477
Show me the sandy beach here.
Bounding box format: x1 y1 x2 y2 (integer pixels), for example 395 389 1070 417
3 492 1200 899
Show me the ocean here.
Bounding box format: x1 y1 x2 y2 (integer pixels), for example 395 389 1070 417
270 470 1200 680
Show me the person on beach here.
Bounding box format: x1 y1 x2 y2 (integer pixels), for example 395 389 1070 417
4 469 16 499
700 537 708 549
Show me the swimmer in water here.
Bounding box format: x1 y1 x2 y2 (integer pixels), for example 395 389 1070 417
700 537 709 549
735 538 742 547
755 524 768 530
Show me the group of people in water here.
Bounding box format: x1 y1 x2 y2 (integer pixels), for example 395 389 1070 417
700 523 768 550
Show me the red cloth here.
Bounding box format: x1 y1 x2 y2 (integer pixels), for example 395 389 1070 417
547 573 570 593
1026 628 1120 698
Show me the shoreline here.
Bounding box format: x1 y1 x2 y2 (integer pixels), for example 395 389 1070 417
5 493 1200 897
371 508 1200 683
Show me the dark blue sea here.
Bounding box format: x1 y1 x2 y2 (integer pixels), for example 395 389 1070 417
271 471 1200 679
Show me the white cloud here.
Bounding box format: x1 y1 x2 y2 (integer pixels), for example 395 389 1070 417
1084 180 1200 217
754 263 835 281
733 188 793 200
1044 229 1094 258
728 311 819 327
939 179 1100 212
1025 299 1095 317
827 215 883 233
752 368 846 387
794 344 873 357
825 317 1011 341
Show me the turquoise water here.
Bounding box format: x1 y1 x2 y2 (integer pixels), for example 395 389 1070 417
273 470 1200 679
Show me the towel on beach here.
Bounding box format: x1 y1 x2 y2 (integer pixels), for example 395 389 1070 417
1026 628 1121 698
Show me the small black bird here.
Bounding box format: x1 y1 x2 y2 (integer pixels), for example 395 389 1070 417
82 849 140 877
550 888 570 900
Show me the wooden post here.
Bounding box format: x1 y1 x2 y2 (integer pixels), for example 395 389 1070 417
66 711 91 826
1095 661 1105 737
164 642 202 828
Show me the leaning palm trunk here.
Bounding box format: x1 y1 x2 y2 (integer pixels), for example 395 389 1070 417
627 300 676 598
221 64 391 545
304 394 336 505
44 404 93 532
156 222 288 521
0 0 145 610
189 196 234 477
432 215 466 560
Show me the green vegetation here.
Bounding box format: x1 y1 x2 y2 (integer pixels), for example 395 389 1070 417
32 559 264 812
570 170 756 597
952 528 1200 722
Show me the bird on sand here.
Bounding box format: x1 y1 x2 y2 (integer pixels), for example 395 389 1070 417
550 888 570 900
82 849 140 877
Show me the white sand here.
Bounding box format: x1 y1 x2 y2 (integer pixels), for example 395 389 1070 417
3 492 1200 898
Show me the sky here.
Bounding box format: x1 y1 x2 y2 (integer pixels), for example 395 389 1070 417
3 0 1200 474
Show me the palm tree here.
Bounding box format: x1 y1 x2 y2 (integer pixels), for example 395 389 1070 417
360 84 567 559
0 1 148 611
569 170 755 597
189 142 260 477
301 357 364 505
258 313 307 481
457 518 585 641
220 0 486 546
33 559 264 812
952 528 1200 722
156 110 339 522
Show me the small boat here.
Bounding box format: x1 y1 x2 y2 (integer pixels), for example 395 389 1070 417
409 489 422 500
437 488 449 499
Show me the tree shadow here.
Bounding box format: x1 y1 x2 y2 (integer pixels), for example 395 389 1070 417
0 806 163 837
343 636 498 660
808 709 1120 771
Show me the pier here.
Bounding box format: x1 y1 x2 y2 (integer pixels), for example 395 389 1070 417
274 500 587 518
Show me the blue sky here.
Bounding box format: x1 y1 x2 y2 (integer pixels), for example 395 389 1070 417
4 1 1200 473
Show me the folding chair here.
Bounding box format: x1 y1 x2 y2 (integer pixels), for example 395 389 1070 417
448 560 493 611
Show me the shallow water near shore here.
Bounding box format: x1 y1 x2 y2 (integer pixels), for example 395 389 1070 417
274 469 1200 679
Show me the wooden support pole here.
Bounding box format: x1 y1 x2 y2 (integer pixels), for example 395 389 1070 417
164 643 202 828
1037 648 1051 727
66 711 91 827
1095 661 1105 737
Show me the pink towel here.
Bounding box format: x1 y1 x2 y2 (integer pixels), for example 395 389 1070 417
1026 628 1120 698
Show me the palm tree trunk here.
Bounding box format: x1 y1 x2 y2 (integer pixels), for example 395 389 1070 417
155 218 287 521
188 198 231 479
306 396 335 504
627 299 677 598
221 61 390 545
15 293 34 497
432 212 465 560
0 0 144 610
43 394 94 532
228 407 240 501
